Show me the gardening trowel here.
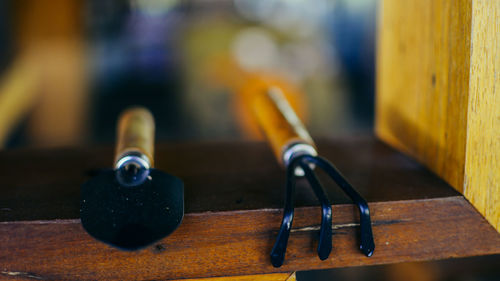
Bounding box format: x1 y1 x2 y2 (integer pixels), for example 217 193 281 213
80 107 184 250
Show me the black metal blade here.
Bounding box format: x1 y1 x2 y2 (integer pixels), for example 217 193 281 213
80 169 184 250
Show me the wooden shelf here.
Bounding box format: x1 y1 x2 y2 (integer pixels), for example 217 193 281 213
0 135 498 280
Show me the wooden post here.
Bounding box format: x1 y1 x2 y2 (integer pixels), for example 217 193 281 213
14 0 88 147
376 0 499 231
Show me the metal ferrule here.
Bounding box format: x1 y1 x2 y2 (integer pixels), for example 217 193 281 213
282 143 317 176
114 151 151 171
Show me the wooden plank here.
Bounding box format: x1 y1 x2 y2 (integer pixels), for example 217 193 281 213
0 137 498 280
0 137 458 222
376 0 499 232
376 0 472 191
464 0 500 233
0 197 498 280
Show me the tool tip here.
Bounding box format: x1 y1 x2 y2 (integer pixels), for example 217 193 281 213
360 244 375 257
270 252 285 268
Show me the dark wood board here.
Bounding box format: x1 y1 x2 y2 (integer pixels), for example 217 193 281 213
0 135 458 222
1 136 497 280
0 197 499 280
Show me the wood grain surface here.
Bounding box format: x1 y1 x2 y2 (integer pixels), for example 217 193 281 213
0 197 498 280
0 137 498 280
376 0 499 232
376 0 472 191
464 0 500 232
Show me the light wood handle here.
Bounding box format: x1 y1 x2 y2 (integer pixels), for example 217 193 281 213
114 107 155 168
252 86 315 165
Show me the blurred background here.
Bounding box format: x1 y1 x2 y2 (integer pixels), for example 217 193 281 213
0 0 376 149
0 1 498 280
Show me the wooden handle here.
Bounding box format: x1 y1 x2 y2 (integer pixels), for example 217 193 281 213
252 86 315 165
114 107 155 168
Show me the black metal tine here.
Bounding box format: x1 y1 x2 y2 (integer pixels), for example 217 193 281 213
271 153 374 268
303 155 375 257
270 157 299 268
299 158 332 261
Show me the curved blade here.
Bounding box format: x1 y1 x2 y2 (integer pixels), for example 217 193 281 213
80 169 184 250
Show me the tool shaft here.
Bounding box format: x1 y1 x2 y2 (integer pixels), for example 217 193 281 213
114 107 155 168
252 86 316 166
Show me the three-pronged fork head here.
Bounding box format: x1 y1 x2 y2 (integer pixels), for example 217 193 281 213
270 154 375 268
